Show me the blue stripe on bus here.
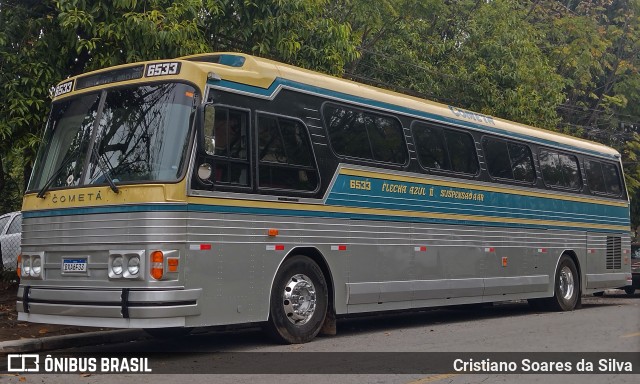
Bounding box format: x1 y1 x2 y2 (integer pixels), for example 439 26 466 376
329 175 629 227
22 204 188 218
211 78 619 160
22 201 628 233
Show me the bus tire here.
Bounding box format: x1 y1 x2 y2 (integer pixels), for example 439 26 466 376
544 255 580 311
266 255 328 344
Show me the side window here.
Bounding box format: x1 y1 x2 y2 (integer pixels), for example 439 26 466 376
586 160 622 196
0 215 11 234
7 214 21 234
483 138 512 179
210 107 250 186
483 137 535 182
539 149 581 190
445 130 479 174
509 142 536 182
413 122 478 175
323 104 407 164
258 114 318 191
412 124 449 170
585 161 606 193
602 163 622 195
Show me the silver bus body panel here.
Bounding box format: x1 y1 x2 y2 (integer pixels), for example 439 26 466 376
17 164 630 328
18 313 187 328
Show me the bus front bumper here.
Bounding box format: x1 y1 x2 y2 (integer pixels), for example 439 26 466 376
16 286 201 328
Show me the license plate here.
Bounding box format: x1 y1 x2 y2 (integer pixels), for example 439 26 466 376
62 258 87 272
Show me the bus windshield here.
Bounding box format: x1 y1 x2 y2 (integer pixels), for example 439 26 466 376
28 82 196 192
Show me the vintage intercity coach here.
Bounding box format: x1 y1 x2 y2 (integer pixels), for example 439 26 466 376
17 53 632 343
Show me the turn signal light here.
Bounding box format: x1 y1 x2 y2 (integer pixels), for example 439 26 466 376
16 254 21 278
168 258 179 272
150 251 164 280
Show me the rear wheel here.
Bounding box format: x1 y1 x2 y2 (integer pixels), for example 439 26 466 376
543 255 580 311
265 256 328 344
624 286 636 295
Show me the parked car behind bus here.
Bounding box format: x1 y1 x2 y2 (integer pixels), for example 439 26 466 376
0 211 21 271
625 243 640 295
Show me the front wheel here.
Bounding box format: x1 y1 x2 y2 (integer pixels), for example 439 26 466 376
265 256 328 344
544 255 580 311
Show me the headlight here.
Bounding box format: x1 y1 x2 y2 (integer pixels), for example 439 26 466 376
31 257 42 277
111 256 124 276
22 258 31 277
127 256 140 276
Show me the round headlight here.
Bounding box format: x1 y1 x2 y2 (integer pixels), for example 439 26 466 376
127 256 140 276
112 256 124 275
22 258 31 277
31 258 42 277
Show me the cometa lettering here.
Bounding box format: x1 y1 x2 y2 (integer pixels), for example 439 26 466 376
449 105 495 125
51 191 102 204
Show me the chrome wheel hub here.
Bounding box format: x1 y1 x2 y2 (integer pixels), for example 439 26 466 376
282 274 317 325
559 266 575 300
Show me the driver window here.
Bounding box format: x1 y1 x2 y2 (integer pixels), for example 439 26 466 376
200 105 250 187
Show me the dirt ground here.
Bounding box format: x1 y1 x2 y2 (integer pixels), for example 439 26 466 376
0 283 108 342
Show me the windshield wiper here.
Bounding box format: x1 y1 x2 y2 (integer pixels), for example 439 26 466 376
37 145 119 198
36 151 78 199
91 150 119 194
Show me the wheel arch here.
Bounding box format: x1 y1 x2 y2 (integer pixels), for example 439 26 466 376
556 249 582 292
556 248 583 309
269 246 335 315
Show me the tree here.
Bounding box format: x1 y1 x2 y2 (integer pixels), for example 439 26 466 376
0 0 359 213
339 0 564 129
202 0 358 75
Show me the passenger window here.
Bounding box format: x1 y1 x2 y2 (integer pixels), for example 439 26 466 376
539 149 581 189
483 138 535 182
258 114 318 191
509 142 536 182
412 124 449 170
446 130 479 174
413 122 478 175
323 104 407 164
586 160 622 196
602 163 622 195
484 138 512 179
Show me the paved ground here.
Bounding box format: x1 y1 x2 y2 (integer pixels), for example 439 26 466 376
0 291 637 383
0 284 111 342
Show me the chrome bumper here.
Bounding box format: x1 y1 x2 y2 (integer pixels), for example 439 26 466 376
16 286 201 328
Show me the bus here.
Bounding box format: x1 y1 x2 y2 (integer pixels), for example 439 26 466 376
17 53 632 344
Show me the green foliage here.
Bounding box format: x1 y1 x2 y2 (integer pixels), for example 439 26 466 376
2 0 640 226
447 0 564 128
0 0 359 214
203 0 358 75
55 0 209 71
341 0 564 129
